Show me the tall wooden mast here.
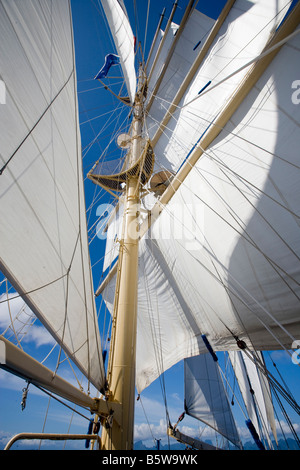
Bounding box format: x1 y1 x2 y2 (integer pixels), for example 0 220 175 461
100 66 146 450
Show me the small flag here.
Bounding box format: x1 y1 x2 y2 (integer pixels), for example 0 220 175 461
95 54 120 80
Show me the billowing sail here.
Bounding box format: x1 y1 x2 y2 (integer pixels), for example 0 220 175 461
100 199 124 274
135 0 300 391
99 0 300 394
184 354 241 448
100 0 136 103
0 0 105 391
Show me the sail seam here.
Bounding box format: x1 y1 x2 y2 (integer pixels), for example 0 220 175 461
0 70 74 176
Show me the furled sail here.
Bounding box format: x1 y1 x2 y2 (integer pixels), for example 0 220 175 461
99 0 136 103
0 0 105 391
184 354 241 448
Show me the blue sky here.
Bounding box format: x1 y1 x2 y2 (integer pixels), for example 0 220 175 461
1 0 300 451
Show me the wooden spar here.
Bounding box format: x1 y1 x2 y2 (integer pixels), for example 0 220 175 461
146 0 195 111
146 0 178 84
100 67 145 450
0 336 96 410
4 433 101 451
145 7 166 71
92 5 300 450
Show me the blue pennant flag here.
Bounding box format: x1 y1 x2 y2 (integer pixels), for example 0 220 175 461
95 54 120 79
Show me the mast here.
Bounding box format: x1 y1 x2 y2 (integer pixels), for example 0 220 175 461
101 66 145 450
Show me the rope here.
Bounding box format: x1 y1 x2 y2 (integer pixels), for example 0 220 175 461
0 70 74 176
243 348 300 416
137 394 157 447
183 28 300 109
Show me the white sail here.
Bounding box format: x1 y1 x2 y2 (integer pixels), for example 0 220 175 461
93 0 299 396
146 7 215 165
184 354 241 448
0 0 105 391
100 0 136 103
102 199 124 273
132 1 300 391
146 0 291 171
229 351 277 447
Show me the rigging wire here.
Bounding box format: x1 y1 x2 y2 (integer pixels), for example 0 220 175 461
143 114 297 352
141 154 298 358
145 104 300 296
183 27 300 110
137 394 157 448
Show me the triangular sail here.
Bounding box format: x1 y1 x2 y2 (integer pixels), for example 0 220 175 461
184 354 241 448
0 0 105 391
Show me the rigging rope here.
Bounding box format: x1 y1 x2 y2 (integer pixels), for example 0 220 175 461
0 70 74 176
242 348 300 416
143 124 300 350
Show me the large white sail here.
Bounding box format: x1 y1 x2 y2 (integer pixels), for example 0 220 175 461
100 0 136 103
145 0 292 171
229 351 277 448
0 0 105 391
124 0 299 392
184 354 241 448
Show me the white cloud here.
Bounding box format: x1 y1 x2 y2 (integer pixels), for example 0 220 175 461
0 293 55 347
